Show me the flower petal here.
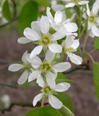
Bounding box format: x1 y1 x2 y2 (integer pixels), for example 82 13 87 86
55 82 70 92
92 25 99 37
86 4 90 16
33 93 43 106
30 45 43 58
22 51 28 62
48 95 63 109
65 3 75 8
71 39 79 49
24 28 40 41
36 75 44 88
28 70 41 82
17 71 28 84
31 21 41 34
18 37 32 44
45 50 55 63
54 11 63 23
39 16 49 34
53 62 71 72
48 43 62 53
64 23 78 32
67 53 82 65
78 1 89 5
8 64 23 72
52 4 65 11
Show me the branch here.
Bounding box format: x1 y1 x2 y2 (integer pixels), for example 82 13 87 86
0 83 17 89
0 17 18 28
0 102 33 114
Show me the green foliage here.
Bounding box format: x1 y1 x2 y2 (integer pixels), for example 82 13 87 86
2 0 12 21
58 106 74 116
94 38 99 50
54 92 74 113
18 1 38 35
56 72 74 84
35 0 49 7
93 62 99 101
26 106 61 116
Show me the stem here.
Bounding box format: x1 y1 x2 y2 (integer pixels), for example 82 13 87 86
0 83 17 89
88 48 97 54
83 30 90 54
85 53 95 63
41 97 44 107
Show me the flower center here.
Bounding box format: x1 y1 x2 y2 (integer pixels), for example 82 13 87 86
89 14 96 23
72 0 80 4
64 45 74 53
23 61 32 71
42 85 53 95
41 36 50 46
40 62 52 72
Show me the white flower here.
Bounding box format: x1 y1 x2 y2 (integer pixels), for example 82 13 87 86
33 77 70 109
28 50 71 88
18 16 67 58
8 51 34 84
65 0 89 8
85 4 99 37
47 7 78 33
62 35 82 65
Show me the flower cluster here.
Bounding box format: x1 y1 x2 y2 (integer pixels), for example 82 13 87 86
8 3 85 109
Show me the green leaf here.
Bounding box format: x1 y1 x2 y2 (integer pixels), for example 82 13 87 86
58 106 74 116
54 92 74 113
93 62 99 101
18 1 38 35
94 38 99 50
56 72 74 84
35 0 49 7
2 0 12 21
26 106 61 116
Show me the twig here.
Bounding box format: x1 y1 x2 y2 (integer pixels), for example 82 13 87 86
0 101 33 114
0 83 17 89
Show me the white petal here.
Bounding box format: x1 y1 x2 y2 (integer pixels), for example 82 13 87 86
53 62 71 72
86 4 90 16
31 21 41 35
46 73 56 89
48 43 62 53
30 45 43 58
36 75 44 87
55 82 70 92
45 49 55 63
33 93 43 106
64 23 78 32
24 28 40 41
92 2 99 15
39 16 49 34
53 26 67 40
48 95 63 109
71 39 79 49
88 21 92 30
22 51 28 62
18 37 32 44
46 7 54 23
65 36 75 48
52 4 65 11
78 1 89 5
8 64 23 72
92 25 99 37
67 53 82 65
65 3 75 8
17 71 28 84
28 70 41 82
54 11 63 23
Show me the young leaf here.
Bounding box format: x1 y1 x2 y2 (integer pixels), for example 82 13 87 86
26 106 61 116
94 38 99 50
56 72 74 84
54 92 74 113
2 0 12 21
93 62 99 101
18 1 38 35
58 106 74 116
35 0 49 7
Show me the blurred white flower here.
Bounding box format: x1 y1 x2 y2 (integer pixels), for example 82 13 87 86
62 35 82 65
33 77 70 109
1 94 10 108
